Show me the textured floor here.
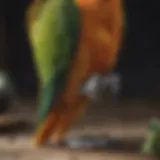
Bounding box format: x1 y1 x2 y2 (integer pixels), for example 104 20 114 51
0 148 158 160
0 97 159 159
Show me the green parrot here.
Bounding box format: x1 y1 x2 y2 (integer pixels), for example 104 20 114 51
26 0 81 145
27 0 80 126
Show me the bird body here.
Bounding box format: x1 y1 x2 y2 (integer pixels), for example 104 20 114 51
26 0 124 146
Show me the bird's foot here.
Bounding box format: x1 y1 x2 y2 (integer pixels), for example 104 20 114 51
51 107 85 144
33 111 60 146
33 96 89 146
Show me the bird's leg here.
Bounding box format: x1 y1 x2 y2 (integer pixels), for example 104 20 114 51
33 103 62 146
32 95 88 146
50 43 91 144
51 95 89 144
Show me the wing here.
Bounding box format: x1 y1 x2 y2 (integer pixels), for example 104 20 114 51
27 0 81 126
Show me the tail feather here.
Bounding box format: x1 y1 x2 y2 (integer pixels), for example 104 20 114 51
37 70 67 127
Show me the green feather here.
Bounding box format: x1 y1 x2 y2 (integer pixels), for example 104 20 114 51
29 0 81 126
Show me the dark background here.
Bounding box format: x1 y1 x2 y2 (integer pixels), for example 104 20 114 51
3 0 160 98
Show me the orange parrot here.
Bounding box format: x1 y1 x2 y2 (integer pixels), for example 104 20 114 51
26 0 125 146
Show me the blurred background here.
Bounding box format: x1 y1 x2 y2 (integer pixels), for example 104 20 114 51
0 0 160 156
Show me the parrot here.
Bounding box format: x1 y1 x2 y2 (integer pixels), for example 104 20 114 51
26 0 125 146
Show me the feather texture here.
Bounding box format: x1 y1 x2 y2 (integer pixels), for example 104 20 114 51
26 0 125 146
26 0 81 126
